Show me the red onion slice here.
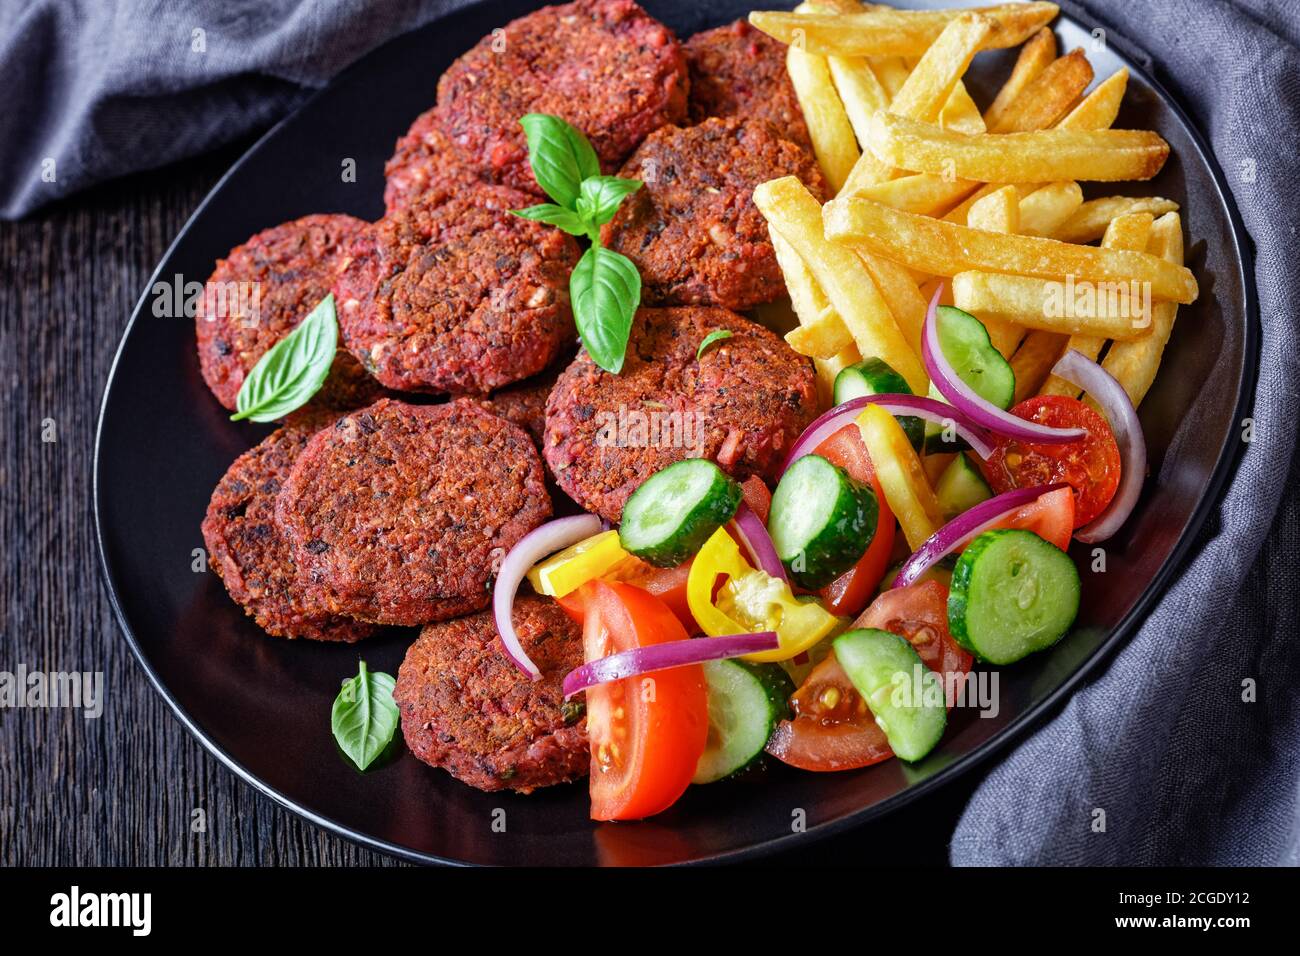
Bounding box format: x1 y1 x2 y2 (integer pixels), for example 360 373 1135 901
729 502 788 582
892 483 1068 589
494 514 604 680
1050 349 1146 543
922 285 1085 445
781 393 997 470
562 631 780 699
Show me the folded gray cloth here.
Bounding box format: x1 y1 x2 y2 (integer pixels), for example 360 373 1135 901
0 0 466 218
952 0 1300 866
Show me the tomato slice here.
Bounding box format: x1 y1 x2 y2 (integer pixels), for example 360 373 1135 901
576 581 708 821
739 475 772 524
980 485 1075 552
854 579 972 707
813 425 896 615
982 395 1121 528
765 653 892 772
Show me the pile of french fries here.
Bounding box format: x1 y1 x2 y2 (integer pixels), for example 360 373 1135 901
750 0 1196 419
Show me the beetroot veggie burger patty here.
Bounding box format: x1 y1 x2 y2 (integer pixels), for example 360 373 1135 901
685 19 813 153
195 213 383 411
544 307 818 522
383 105 486 214
276 399 551 626
435 0 688 194
202 417 377 643
395 595 587 793
601 118 826 310
334 186 579 394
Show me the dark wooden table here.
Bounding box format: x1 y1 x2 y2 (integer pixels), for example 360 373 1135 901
0 145 980 866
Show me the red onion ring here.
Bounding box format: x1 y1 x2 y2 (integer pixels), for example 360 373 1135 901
922 285 1085 445
494 514 603 680
892 483 1068 589
729 502 788 582
562 631 780 699
1050 349 1146 543
781 393 996 470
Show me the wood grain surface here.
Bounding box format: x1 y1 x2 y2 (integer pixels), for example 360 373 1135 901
0 147 974 867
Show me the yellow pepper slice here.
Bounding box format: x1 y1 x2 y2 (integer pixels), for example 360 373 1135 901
856 404 944 550
687 527 841 663
526 530 630 597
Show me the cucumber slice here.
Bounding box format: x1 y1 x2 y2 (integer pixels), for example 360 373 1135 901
833 628 947 762
693 659 795 784
769 454 878 589
619 459 742 567
834 358 923 451
948 529 1080 665
935 306 1016 409
935 453 993 520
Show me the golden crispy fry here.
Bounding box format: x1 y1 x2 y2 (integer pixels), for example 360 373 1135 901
983 26 1056 129
889 13 994 123
870 55 911 97
748 3 1059 58
845 172 975 214
786 308 857 359
858 250 928 356
1100 213 1185 406
756 177 928 394
951 270 1153 339
1058 68 1128 131
827 55 890 144
770 229 859 403
1051 195 1179 243
987 48 1093 133
940 81 986 133
963 186 1026 358
825 195 1199 303
865 112 1170 183
1039 212 1153 396
1017 181 1083 237
786 45 860 192
1010 330 1067 402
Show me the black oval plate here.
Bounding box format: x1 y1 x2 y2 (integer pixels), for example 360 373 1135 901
95 0 1257 866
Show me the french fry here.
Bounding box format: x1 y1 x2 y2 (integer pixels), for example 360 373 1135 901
870 55 911 98
827 55 891 144
940 81 986 134
889 13 994 123
786 45 860 192
748 3 1059 58
1017 180 1083 237
865 112 1170 183
770 230 859 403
846 172 977 214
950 271 1153 339
1100 212 1185 406
983 26 1056 129
986 48 1093 133
964 186 1026 358
1051 195 1179 243
1010 330 1066 402
1039 212 1153 396
824 196 1199 303
756 177 928 394
857 404 945 550
1058 68 1128 132
858 250 928 356
786 308 857 359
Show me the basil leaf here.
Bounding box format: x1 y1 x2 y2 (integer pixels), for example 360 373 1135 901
232 293 337 422
575 176 643 229
519 113 601 210
331 660 399 771
570 245 640 374
511 202 590 237
696 329 734 359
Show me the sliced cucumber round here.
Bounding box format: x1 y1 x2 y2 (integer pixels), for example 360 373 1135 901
693 659 795 784
948 529 1080 665
833 628 947 762
935 452 993 520
834 357 923 451
619 459 742 567
769 454 878 590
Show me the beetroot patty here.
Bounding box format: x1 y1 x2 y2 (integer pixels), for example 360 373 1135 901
435 0 688 194
276 399 551 626
685 19 812 152
334 186 579 395
601 118 826 310
395 595 587 793
202 417 376 643
383 105 487 214
544 307 818 522
195 214 383 411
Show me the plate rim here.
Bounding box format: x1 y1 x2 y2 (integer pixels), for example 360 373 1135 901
93 3 1261 867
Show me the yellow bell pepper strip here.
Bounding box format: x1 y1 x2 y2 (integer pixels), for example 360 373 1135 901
856 404 944 551
526 530 630 598
687 527 841 663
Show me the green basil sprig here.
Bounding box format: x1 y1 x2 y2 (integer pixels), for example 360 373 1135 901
512 114 643 374
331 659 399 771
231 293 337 422
696 329 734 360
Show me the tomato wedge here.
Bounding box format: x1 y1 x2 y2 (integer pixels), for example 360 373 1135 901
813 425 896 615
575 581 708 821
765 653 892 772
982 395 1121 528
854 580 972 707
980 485 1075 552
